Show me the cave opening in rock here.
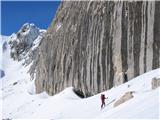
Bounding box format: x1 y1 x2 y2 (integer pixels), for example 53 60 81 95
73 88 85 98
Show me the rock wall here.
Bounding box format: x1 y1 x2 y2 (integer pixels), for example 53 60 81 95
35 1 160 96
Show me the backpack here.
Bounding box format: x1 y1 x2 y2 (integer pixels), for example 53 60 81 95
101 94 105 100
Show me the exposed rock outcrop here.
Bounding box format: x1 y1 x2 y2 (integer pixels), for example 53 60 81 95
151 77 160 89
8 23 46 66
9 23 39 60
0 69 5 78
7 23 46 81
35 1 160 96
114 91 134 107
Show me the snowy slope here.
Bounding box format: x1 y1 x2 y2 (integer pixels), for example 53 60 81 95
0 35 9 70
0 36 160 119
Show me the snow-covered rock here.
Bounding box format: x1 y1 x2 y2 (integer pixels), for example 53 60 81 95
0 35 9 78
10 23 39 48
9 23 46 63
18 23 40 47
0 23 46 82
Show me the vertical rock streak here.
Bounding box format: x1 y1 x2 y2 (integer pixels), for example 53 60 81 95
35 1 160 96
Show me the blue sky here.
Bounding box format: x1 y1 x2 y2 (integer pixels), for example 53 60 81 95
1 1 61 35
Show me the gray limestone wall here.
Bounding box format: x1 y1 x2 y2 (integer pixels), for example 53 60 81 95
35 1 160 97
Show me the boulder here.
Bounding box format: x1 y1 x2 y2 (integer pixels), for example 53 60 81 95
151 77 160 89
114 91 134 107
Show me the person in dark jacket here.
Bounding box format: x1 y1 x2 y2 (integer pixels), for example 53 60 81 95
101 94 108 109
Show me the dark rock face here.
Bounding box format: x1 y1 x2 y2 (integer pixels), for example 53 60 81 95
0 69 5 78
35 1 160 96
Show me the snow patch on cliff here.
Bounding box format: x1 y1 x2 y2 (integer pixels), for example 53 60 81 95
56 22 62 31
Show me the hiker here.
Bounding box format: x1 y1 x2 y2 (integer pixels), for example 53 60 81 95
101 94 108 109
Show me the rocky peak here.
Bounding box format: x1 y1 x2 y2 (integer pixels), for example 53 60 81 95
8 23 46 65
16 23 40 47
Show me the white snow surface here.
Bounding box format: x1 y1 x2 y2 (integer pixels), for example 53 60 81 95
0 35 9 70
0 36 160 119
